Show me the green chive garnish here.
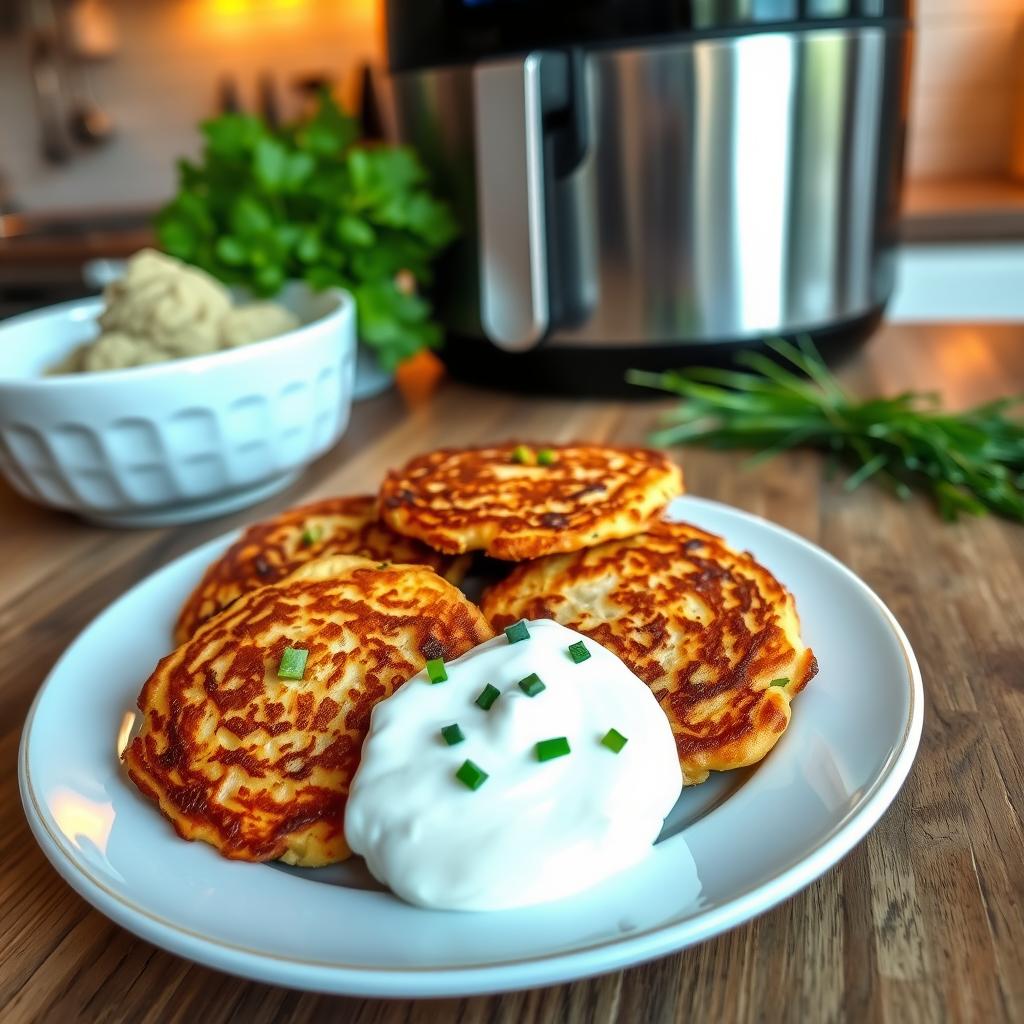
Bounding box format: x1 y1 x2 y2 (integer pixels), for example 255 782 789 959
536 448 556 466
376 561 390 569
455 759 488 790
441 723 465 746
476 683 500 710
277 646 308 680
426 658 448 684
601 728 628 753
300 525 322 546
568 640 590 664
504 620 530 644
536 737 570 761
518 672 545 697
769 677 790 687
511 444 533 464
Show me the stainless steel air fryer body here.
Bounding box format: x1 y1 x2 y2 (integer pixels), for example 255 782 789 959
386 6 910 393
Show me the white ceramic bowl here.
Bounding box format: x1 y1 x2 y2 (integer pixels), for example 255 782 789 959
0 283 355 527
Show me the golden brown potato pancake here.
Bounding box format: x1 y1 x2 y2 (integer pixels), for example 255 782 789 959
379 443 683 561
125 555 494 866
481 520 817 785
173 495 468 645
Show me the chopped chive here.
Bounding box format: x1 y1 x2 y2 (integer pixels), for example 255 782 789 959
376 561 390 569
601 728 628 753
455 759 488 790
441 723 465 746
536 447 556 466
769 677 790 687
426 658 448 684
300 525 322 547
277 646 308 680
536 737 571 761
518 672 546 697
475 683 500 710
504 620 530 644
511 444 533 465
567 640 590 664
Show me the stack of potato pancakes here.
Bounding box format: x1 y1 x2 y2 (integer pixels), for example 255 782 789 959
124 443 816 866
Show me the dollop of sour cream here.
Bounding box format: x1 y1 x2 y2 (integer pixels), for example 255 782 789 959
344 619 682 911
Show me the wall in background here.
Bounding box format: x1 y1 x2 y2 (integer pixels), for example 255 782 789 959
906 0 1023 179
0 0 379 212
0 0 1021 213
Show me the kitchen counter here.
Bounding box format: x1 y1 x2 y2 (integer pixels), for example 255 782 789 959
902 177 1024 244
1 322 1022 1023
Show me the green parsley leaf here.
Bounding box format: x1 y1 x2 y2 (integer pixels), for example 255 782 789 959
154 90 457 370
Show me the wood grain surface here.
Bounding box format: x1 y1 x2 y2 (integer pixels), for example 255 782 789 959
2 323 1022 1024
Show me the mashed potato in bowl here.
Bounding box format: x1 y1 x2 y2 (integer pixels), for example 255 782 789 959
52 249 300 373
0 278 354 526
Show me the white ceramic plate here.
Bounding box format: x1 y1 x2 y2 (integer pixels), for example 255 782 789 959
19 497 922 997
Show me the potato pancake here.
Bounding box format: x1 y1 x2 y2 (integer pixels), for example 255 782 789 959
481 520 817 785
125 555 494 866
379 443 683 561
173 495 468 644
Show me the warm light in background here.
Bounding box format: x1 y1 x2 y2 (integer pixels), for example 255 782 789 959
207 0 376 10
201 0 377 27
173 0 383 112
932 327 1005 406
208 0 249 15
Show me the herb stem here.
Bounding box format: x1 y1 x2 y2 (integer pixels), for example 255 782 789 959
628 340 1024 524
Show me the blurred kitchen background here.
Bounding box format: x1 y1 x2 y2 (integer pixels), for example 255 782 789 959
1 0 1022 322
0 0 382 315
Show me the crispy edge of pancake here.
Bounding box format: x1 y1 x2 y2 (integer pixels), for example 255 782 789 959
379 443 684 560
126 555 494 866
173 495 471 645
479 521 817 785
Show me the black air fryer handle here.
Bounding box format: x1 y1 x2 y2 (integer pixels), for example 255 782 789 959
541 50 593 337
472 50 593 351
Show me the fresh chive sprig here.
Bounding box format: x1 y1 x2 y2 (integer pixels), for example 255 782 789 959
627 338 1024 523
475 683 500 710
455 760 488 790
567 641 590 664
536 737 571 761
504 620 530 644
277 646 308 680
518 673 546 697
601 728 628 753
425 658 448 684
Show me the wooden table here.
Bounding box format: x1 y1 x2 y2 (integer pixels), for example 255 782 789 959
2 323 1022 1023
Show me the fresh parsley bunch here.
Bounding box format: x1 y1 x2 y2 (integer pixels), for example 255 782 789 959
155 92 458 370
